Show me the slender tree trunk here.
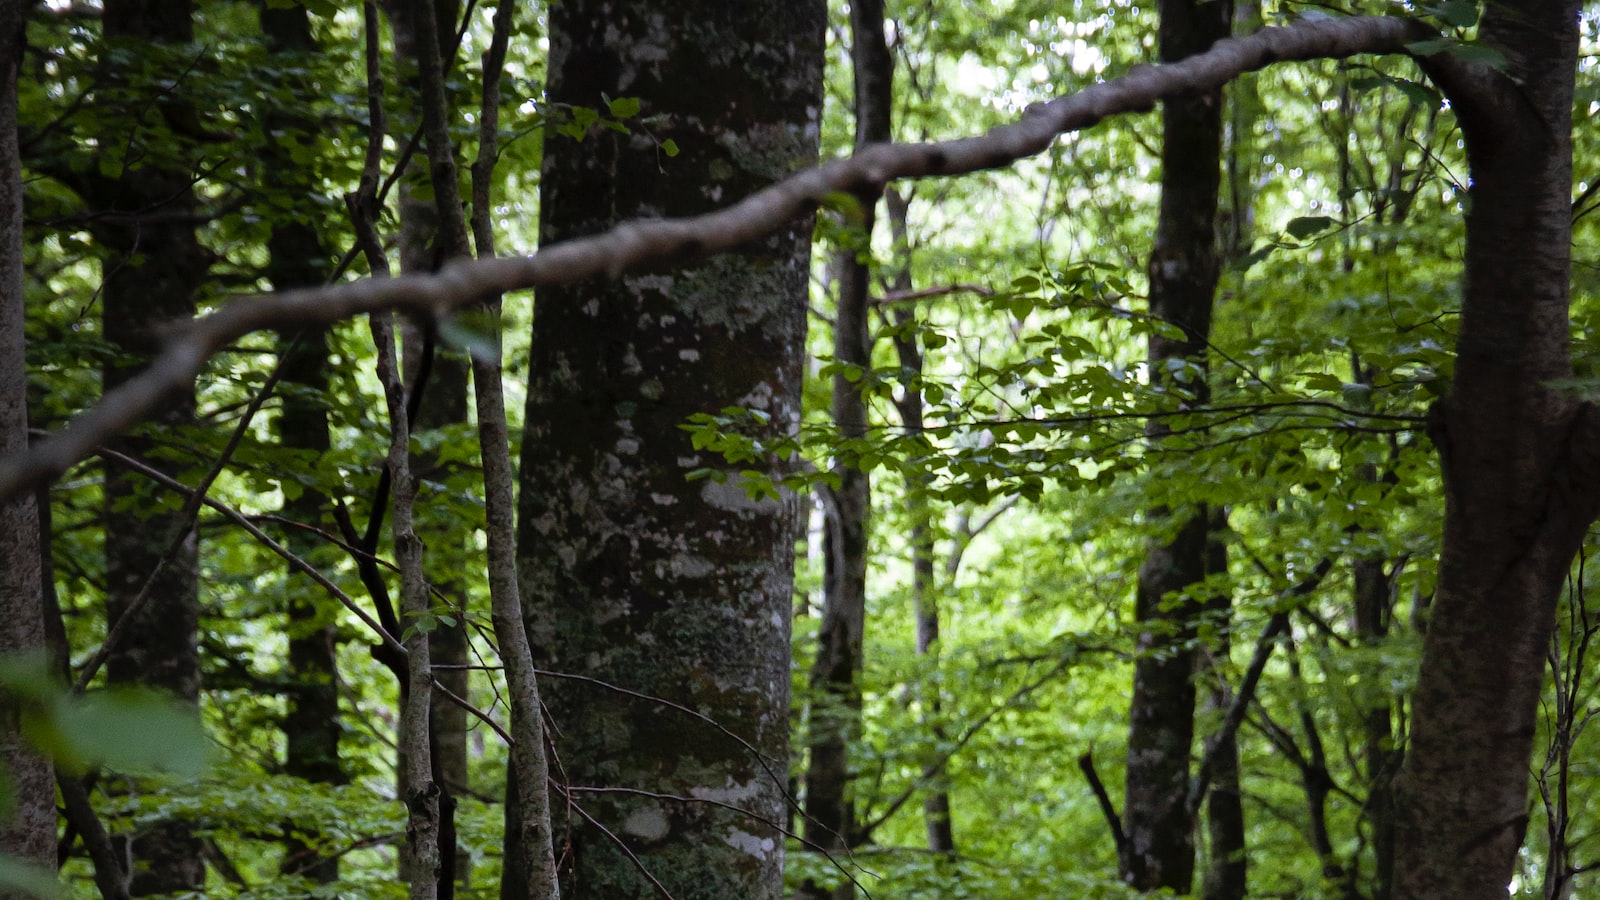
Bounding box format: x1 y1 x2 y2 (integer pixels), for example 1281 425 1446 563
258 4 346 884
1201 9 1256 887
462 1 560 894
517 2 823 896
1122 0 1231 892
802 3 890 894
0 0 55 886
1353 552 1395 899
1397 8 1599 897
882 185 958 855
387 2 470 889
93 4 206 892
1199 513 1243 900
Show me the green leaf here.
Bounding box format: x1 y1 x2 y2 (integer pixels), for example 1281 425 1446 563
660 138 680 158
1426 0 1479 27
1405 38 1458 56
1285 216 1335 240
608 96 641 118
0 859 59 899
1448 43 1507 69
33 689 209 778
1150 320 1187 342
1393 80 1441 109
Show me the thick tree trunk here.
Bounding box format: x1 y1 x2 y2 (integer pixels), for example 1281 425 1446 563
1397 8 1598 897
94 3 206 892
516 2 823 896
0 0 54 885
1122 0 1230 892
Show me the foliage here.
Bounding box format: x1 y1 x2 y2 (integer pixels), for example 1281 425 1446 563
9 1 1600 898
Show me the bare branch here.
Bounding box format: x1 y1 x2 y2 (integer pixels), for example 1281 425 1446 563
0 16 1433 502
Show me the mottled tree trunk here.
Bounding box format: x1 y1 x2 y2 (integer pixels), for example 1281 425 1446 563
1397 8 1599 897
0 0 55 886
260 4 345 884
1122 0 1230 892
516 1 823 896
94 3 206 892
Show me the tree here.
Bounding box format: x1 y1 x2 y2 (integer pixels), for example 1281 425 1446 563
0 0 53 887
1392 9 1595 896
258 3 345 885
800 1 889 895
4 7 1600 900
85 2 206 892
1120 0 1232 890
514 1 824 896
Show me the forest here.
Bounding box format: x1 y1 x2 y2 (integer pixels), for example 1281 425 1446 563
1 0 1599 898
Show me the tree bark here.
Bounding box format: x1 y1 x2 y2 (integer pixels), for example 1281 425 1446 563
1397 7 1598 897
1122 0 1231 892
388 2 470 890
1199 514 1243 900
259 4 345 885
801 2 890 895
0 0 55 887
462 1 561 894
93 3 206 892
517 1 823 896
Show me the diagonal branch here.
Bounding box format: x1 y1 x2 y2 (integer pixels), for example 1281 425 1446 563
0 16 1437 503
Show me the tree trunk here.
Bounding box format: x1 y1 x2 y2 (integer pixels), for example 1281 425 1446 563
0 0 54 885
1122 0 1230 892
94 3 206 892
516 1 824 896
1397 8 1598 897
1353 552 1395 900
801 2 890 894
387 2 470 889
1200 513 1243 900
260 4 345 884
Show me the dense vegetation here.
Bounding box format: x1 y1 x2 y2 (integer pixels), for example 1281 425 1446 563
2 1 1599 898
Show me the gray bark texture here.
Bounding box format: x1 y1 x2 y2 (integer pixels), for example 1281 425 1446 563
390 1 470 889
516 1 824 896
462 0 561 894
1396 5 1600 897
1122 0 1230 892
0 0 54 887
